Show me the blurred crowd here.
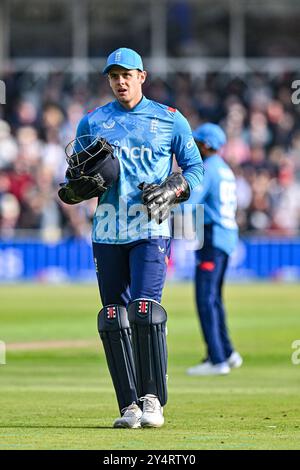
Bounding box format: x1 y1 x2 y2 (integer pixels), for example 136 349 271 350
0 70 300 240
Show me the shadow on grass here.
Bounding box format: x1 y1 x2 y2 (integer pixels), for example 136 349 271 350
0 425 113 430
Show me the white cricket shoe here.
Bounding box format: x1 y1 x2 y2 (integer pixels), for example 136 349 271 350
113 402 142 429
227 351 243 369
140 394 164 428
186 360 230 376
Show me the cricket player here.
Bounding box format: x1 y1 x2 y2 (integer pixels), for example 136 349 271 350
186 123 243 376
67 48 204 427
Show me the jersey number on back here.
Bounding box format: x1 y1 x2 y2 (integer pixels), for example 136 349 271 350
219 181 237 228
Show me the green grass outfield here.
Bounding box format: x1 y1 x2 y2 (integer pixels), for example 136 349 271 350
0 282 300 450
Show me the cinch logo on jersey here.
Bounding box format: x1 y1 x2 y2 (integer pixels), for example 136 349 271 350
106 306 117 319
113 142 153 161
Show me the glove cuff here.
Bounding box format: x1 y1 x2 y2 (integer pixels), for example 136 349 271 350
163 172 190 203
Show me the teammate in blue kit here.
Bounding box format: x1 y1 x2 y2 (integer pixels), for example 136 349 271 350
64 48 203 427
186 123 243 376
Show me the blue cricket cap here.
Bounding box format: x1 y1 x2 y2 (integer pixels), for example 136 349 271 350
193 123 227 150
103 48 144 74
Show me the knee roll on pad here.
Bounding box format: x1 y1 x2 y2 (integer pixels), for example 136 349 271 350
98 305 138 411
127 299 168 406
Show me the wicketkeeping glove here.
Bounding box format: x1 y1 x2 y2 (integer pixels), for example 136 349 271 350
139 172 190 224
58 173 107 205
58 136 119 205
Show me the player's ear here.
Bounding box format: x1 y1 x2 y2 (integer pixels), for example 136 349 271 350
107 74 112 87
139 70 147 84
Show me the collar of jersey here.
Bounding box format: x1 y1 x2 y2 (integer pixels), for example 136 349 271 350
113 95 150 112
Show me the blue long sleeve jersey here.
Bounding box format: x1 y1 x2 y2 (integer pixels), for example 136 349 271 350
186 154 238 255
75 96 204 243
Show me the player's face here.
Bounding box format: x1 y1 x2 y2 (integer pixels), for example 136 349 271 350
108 66 147 109
197 142 210 157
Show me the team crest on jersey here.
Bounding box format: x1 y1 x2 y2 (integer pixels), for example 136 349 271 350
106 306 117 319
103 119 116 130
150 116 159 133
